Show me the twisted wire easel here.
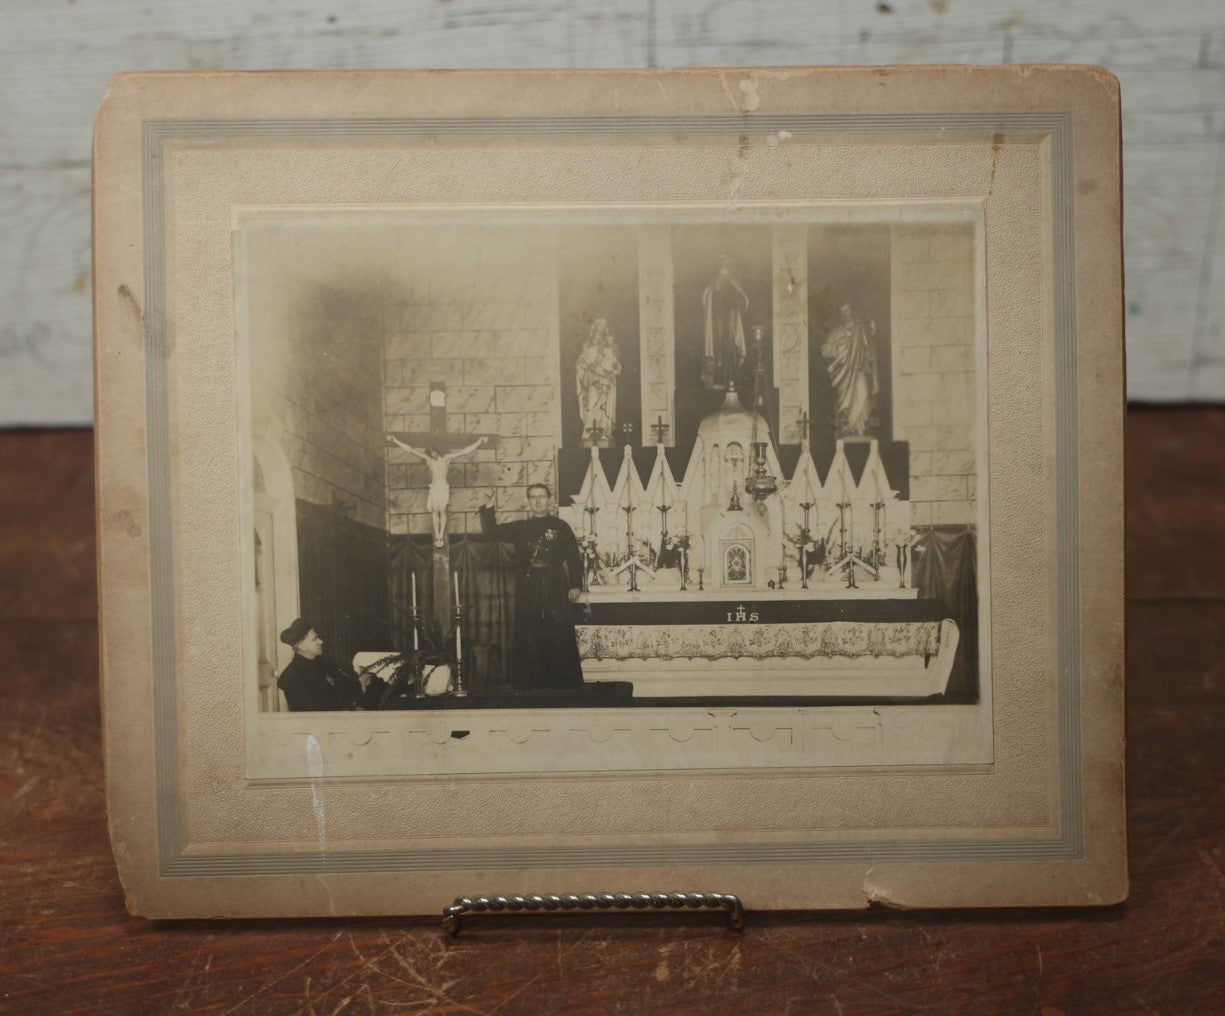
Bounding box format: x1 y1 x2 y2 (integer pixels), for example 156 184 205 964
442 891 744 935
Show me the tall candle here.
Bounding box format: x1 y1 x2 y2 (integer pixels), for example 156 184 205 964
410 572 419 650
453 570 461 608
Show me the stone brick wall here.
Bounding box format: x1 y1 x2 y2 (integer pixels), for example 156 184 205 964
889 223 979 526
384 229 562 537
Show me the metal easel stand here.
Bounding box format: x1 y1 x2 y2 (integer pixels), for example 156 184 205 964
442 892 744 936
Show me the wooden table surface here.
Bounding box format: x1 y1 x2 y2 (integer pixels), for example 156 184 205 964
2 408 1222 1015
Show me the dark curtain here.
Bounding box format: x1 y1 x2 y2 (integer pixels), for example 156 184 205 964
912 525 978 701
387 534 435 653
451 537 516 696
295 500 391 671
385 534 516 696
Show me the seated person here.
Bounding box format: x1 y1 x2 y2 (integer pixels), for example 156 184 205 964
276 618 356 711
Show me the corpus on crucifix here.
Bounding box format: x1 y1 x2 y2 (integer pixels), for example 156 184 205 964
387 382 498 549
389 434 486 549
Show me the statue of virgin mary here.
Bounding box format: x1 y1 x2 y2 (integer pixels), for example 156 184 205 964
576 318 621 445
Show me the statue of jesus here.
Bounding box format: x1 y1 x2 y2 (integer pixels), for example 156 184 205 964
388 434 486 548
820 302 879 437
702 253 750 380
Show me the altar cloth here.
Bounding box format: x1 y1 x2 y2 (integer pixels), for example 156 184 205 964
576 598 959 699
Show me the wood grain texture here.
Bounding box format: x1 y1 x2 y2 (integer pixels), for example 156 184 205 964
0 410 1222 1013
1 1 1221 425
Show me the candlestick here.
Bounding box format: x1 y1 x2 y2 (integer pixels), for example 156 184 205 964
452 576 466 696
408 572 420 651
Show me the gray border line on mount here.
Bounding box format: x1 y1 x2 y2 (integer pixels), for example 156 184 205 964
138 111 1078 876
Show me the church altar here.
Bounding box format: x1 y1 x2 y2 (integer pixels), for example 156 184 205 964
559 388 914 597
553 377 957 700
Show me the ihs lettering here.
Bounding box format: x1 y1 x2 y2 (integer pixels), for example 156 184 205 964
726 605 760 623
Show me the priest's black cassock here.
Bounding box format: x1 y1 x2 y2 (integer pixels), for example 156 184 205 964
478 506 585 691
277 654 357 711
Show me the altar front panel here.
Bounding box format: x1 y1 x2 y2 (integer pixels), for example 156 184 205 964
577 599 958 699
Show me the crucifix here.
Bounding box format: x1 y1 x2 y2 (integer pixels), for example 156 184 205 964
585 421 606 447
388 381 500 628
796 409 811 446
651 415 671 445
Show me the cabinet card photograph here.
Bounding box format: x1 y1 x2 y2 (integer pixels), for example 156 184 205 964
239 209 990 776
95 68 1126 915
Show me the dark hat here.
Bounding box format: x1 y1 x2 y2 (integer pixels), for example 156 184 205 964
279 617 313 647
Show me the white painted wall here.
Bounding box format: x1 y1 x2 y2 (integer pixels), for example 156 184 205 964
3 0 1221 424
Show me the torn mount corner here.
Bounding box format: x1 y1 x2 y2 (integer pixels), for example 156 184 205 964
441 891 745 935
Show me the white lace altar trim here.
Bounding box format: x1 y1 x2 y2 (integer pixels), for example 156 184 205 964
577 621 942 662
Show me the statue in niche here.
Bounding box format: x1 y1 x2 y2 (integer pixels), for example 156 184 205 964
820 302 880 437
576 317 622 446
701 253 750 386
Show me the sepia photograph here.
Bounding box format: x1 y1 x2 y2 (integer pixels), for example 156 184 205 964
240 211 985 731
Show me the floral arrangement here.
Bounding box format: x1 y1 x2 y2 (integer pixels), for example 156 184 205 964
784 525 827 577
656 532 691 575
663 532 691 554
577 533 606 585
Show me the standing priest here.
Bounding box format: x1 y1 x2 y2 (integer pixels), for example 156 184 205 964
479 484 586 692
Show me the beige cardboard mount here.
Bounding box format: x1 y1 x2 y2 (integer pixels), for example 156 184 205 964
94 67 1125 918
